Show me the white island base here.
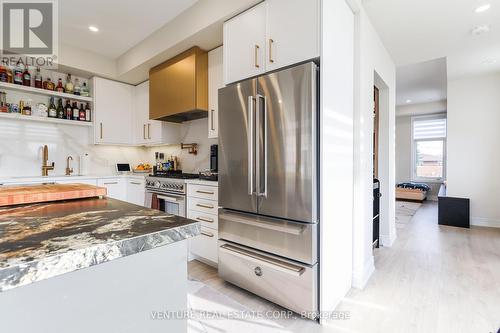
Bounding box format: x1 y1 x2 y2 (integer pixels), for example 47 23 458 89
0 240 188 333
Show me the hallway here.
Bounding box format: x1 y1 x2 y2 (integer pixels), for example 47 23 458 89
329 202 500 332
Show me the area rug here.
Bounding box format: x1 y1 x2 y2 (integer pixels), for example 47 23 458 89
395 201 421 228
187 280 290 333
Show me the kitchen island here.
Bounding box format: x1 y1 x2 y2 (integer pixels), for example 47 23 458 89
0 197 200 333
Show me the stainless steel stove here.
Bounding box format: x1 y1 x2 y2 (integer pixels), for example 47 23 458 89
145 175 198 217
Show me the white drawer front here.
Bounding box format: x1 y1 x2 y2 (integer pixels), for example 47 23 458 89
190 227 218 264
187 210 218 229
187 184 218 201
218 241 318 316
188 197 218 215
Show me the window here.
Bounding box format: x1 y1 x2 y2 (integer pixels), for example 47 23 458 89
411 115 447 181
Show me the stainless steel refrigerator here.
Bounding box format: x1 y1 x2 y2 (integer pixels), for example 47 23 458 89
218 62 319 316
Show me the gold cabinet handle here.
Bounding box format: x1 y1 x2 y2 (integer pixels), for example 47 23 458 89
254 44 260 68
197 216 214 223
143 124 146 139
269 39 274 63
100 123 103 139
196 203 214 209
148 123 151 139
196 190 214 195
201 231 214 238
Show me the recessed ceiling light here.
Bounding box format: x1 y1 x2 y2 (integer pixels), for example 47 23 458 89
406 99 412 104
88 25 99 32
475 4 491 13
471 25 490 35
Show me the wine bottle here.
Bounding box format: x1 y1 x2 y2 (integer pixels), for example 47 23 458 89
85 102 91 122
13 62 23 85
57 98 64 119
34 67 42 88
48 97 57 118
72 101 79 120
65 100 72 120
22 65 31 86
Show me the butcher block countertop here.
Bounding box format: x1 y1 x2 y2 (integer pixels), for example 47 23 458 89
0 197 200 292
0 183 107 207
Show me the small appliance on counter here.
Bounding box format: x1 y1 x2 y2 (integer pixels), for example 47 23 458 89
79 153 90 175
199 170 218 181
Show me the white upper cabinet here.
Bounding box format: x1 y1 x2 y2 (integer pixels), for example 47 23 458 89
208 46 224 139
265 0 320 72
223 2 266 84
132 81 150 145
223 0 320 84
93 77 133 145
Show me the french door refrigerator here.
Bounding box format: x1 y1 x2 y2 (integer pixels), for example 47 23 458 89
218 62 319 316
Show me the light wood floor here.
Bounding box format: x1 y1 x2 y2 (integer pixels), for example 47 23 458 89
188 202 500 333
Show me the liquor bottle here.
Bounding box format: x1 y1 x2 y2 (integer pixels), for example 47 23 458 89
19 101 25 115
34 67 42 88
74 78 81 95
85 102 91 122
6 67 13 83
56 78 65 92
57 98 64 119
72 101 79 120
22 66 31 86
48 97 57 118
79 103 85 121
13 62 23 85
23 100 32 116
0 65 7 82
65 100 72 120
80 82 89 97
43 78 55 90
65 74 74 94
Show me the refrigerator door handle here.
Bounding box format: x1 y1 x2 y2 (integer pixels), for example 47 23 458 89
257 94 268 197
248 96 255 196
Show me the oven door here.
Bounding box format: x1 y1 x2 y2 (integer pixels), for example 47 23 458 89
146 190 186 217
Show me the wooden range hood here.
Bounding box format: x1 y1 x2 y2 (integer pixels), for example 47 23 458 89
149 46 208 123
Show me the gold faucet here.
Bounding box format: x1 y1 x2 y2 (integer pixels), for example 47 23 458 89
42 145 54 176
65 156 74 176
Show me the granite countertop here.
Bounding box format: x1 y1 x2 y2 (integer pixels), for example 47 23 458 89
0 198 200 292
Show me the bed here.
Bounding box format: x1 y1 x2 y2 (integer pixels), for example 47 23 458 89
396 182 431 202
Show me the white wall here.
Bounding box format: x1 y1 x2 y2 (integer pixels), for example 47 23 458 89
351 4 396 289
320 0 355 314
447 73 500 228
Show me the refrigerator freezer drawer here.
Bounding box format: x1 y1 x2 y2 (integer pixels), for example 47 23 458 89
219 209 317 265
218 241 318 317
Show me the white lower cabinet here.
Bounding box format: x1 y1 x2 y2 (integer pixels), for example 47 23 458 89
187 182 219 266
190 226 218 264
97 178 127 201
126 178 146 206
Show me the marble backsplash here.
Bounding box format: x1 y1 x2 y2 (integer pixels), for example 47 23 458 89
0 117 216 177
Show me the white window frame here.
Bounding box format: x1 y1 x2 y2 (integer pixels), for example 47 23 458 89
411 113 447 183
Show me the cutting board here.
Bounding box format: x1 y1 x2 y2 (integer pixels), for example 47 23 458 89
0 183 107 207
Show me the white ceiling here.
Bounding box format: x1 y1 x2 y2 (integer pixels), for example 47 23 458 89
363 0 500 79
396 58 447 106
59 0 198 59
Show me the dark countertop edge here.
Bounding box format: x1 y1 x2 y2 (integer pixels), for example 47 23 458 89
0 221 201 293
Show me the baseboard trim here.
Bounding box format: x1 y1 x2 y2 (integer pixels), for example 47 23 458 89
380 232 396 247
352 257 374 289
471 217 500 228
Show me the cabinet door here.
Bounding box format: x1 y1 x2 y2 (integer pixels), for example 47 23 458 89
94 77 133 145
126 178 146 206
97 178 126 201
189 226 218 265
132 81 149 145
223 2 266 85
266 0 320 71
208 46 223 139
